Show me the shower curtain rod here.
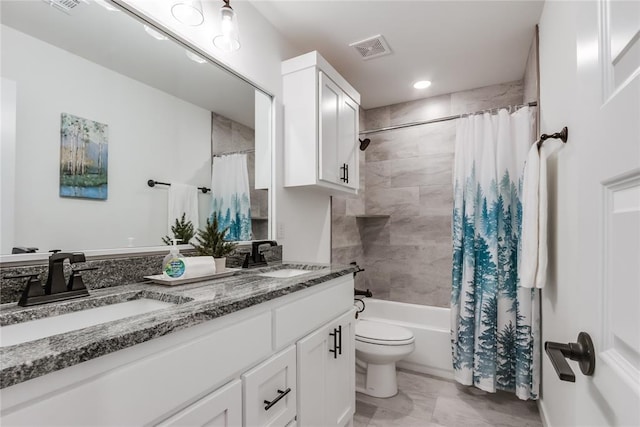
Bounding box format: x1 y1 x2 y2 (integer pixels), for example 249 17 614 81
212 148 255 158
359 101 538 136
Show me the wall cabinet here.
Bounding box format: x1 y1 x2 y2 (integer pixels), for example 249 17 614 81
283 51 361 195
297 310 355 427
0 275 354 427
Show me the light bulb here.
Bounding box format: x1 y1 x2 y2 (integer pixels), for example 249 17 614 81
413 80 432 89
213 2 240 52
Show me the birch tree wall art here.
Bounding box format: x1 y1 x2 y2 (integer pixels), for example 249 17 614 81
59 113 109 200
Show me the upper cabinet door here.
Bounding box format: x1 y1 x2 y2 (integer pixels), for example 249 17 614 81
339 95 359 190
319 72 341 186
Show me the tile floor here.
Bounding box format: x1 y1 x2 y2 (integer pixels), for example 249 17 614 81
355 370 543 427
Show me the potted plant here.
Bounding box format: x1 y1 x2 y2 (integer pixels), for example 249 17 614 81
192 216 237 273
162 213 195 245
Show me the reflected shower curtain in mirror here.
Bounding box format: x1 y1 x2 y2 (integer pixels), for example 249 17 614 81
451 107 540 400
211 153 251 241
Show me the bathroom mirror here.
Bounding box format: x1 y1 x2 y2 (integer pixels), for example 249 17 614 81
0 0 273 257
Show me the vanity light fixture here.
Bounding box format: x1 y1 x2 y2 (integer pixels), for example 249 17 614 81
413 80 432 89
213 0 240 52
171 0 204 26
144 25 168 41
186 50 207 64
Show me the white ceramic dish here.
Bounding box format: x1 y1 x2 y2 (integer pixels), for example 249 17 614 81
144 268 240 285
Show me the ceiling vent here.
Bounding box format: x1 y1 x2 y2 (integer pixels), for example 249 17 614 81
349 35 392 60
42 0 85 14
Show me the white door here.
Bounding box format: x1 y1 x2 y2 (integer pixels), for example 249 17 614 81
539 0 640 425
325 311 355 427
297 322 329 426
338 95 359 190
319 72 341 185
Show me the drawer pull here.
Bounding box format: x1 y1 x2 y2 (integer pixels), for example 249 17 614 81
264 387 291 411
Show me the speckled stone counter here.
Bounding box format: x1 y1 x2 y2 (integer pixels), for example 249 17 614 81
0 263 356 389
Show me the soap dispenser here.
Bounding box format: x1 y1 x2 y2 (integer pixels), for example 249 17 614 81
163 239 185 279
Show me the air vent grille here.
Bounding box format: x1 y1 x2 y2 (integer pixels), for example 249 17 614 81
42 0 84 14
349 35 391 60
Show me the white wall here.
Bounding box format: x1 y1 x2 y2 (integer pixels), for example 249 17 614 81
122 0 333 263
0 78 17 254
538 2 579 426
1 26 211 252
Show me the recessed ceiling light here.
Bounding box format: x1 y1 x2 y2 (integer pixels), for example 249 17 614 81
186 50 207 64
413 80 432 89
144 25 168 41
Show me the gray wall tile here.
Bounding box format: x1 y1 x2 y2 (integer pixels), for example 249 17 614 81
450 80 524 116
390 94 452 126
365 161 392 189
420 185 454 216
364 106 391 131
366 187 420 216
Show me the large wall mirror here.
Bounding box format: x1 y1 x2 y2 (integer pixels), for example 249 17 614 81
0 0 273 258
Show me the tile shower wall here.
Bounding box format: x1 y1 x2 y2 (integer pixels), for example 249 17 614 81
211 113 269 240
332 80 524 307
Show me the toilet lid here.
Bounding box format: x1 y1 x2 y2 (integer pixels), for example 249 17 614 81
355 320 414 345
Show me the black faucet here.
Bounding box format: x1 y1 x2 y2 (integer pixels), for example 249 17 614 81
242 240 278 268
4 251 95 307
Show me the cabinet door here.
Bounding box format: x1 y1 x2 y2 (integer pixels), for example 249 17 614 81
243 346 297 427
157 380 242 427
318 71 341 185
325 311 355 427
297 309 355 427
296 322 330 426
338 95 359 190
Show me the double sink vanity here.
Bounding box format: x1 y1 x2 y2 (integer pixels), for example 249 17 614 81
0 262 357 427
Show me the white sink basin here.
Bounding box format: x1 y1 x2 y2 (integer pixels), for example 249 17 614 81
257 269 310 278
0 298 175 348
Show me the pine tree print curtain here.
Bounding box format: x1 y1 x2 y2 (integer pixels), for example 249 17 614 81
451 107 540 400
210 153 252 241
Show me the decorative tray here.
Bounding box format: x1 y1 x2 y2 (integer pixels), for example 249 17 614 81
143 268 240 286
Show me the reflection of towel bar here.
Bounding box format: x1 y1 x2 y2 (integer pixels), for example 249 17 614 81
537 127 568 150
147 179 210 194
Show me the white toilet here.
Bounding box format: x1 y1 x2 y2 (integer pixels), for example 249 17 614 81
355 319 415 398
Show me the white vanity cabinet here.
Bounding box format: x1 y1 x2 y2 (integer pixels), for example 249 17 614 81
297 310 355 427
0 275 355 427
158 380 242 427
282 51 360 195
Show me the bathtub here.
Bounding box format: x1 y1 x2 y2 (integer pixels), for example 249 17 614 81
358 298 453 380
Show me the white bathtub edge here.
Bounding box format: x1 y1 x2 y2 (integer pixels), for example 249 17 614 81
397 362 455 381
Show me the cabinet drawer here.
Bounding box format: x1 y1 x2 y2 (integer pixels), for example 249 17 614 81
157 379 242 427
242 346 296 427
274 276 353 348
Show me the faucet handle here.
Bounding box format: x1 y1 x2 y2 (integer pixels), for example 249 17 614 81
67 267 97 291
4 274 45 306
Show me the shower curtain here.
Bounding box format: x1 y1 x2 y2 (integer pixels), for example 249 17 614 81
451 107 540 400
211 153 252 241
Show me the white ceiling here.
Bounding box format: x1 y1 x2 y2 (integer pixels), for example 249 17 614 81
250 0 545 109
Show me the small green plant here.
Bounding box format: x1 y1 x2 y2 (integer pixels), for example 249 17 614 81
162 213 195 245
193 215 237 258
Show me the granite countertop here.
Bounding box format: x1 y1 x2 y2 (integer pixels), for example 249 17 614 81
0 263 356 389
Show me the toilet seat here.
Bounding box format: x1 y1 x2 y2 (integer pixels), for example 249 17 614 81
355 320 415 346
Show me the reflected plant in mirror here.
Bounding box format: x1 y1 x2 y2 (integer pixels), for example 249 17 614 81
0 0 272 257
